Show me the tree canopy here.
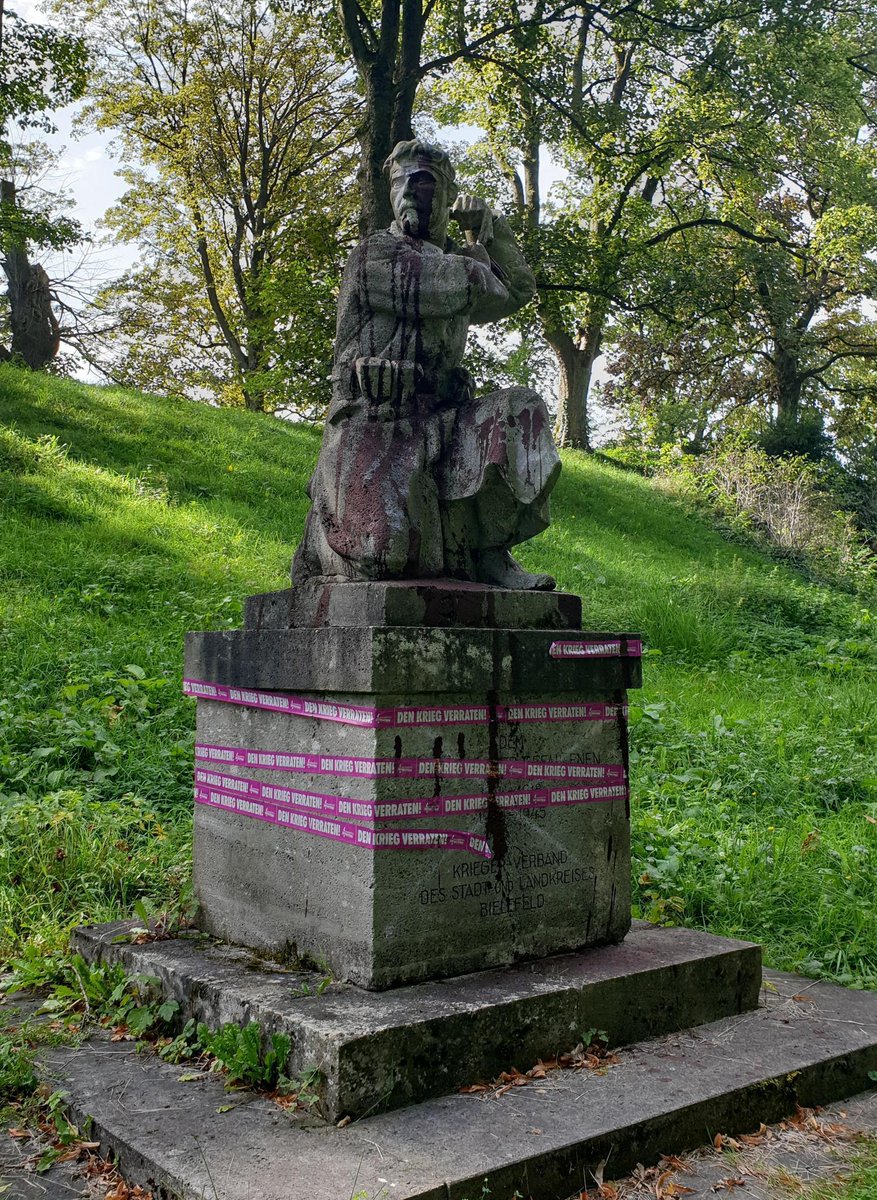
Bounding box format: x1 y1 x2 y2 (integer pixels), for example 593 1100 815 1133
71 0 358 412
26 0 877 476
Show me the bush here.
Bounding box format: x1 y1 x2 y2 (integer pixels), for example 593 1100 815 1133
757 411 832 461
657 441 876 591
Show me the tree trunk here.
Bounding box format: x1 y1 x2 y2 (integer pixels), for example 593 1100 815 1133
545 323 600 450
771 340 802 425
1 180 61 370
240 382 263 412
239 363 265 412
358 71 399 236
340 0 424 238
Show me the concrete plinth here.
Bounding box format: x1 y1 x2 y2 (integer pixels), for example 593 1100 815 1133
185 610 641 989
73 920 762 1122
244 580 583 631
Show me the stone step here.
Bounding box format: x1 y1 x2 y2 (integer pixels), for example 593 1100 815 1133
73 921 761 1122
33 969 877 1200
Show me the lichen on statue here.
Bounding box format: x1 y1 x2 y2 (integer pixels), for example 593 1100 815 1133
292 138 561 591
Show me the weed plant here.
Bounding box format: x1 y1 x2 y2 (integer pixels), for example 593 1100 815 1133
0 365 875 988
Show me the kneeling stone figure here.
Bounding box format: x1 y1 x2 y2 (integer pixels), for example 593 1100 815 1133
293 138 561 591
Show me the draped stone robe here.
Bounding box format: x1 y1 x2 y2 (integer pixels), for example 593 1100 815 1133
292 217 560 583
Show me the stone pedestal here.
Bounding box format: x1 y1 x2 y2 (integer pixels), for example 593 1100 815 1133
186 582 641 990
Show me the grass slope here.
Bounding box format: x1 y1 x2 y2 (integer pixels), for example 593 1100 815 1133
1 363 875 987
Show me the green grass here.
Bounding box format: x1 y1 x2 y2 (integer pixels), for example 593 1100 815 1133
1 363 875 987
799 1141 877 1199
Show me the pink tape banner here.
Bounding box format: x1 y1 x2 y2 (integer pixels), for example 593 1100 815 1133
549 638 643 659
195 768 629 822
183 679 627 728
184 680 383 726
194 743 626 784
194 785 492 858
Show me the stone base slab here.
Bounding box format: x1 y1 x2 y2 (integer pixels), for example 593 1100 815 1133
73 921 761 1122
25 969 877 1200
244 580 583 631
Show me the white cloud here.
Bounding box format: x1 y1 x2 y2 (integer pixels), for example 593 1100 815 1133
62 146 105 172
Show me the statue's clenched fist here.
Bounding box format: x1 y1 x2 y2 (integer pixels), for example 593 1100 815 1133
450 194 494 246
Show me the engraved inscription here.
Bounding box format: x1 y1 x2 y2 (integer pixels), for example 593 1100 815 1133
415 848 596 916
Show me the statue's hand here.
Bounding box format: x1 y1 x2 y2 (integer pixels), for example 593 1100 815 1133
450 194 494 246
458 242 492 268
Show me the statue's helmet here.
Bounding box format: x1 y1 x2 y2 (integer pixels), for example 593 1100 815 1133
383 139 459 203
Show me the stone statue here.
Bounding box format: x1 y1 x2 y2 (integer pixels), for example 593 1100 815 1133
292 138 561 591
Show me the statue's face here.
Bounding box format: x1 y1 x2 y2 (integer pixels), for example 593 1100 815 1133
390 169 447 243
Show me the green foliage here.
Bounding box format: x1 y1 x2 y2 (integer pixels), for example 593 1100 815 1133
157 1016 318 1102
600 8 877 459
438 0 877 450
651 441 876 592
158 1017 202 1064
0 11 87 135
758 413 833 462
0 364 319 959
519 449 877 987
291 974 332 998
0 1031 37 1102
196 1021 294 1092
4 952 180 1038
797 1141 877 1200
0 7 87 256
65 0 357 413
629 695 877 987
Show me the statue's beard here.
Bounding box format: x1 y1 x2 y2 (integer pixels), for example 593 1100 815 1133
400 206 423 236
398 201 446 244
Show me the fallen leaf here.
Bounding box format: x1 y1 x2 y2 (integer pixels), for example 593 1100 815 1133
55 1145 86 1164
791 994 814 1003
7 1128 30 1140
660 1155 689 1170
712 1181 746 1193
865 814 877 825
458 1039 619 1098
656 1168 674 1192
